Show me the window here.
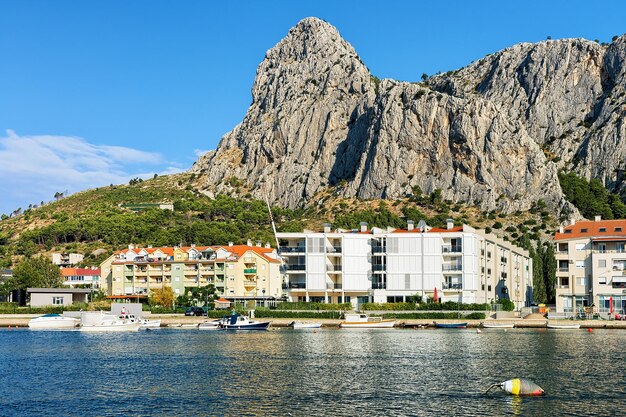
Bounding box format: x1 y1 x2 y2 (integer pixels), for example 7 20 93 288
52 296 64 305
576 277 586 286
599 259 607 268
565 230 572 234
615 227 623 232
599 228 606 233
599 277 607 284
229 275 234 281
576 261 585 268
488 285 492 292
581 228 588 233
575 243 585 251
617 242 625 253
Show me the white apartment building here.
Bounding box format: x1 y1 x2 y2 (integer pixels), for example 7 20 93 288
554 217 626 316
277 220 532 310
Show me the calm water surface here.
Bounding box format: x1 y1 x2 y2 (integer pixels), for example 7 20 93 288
0 327 624 416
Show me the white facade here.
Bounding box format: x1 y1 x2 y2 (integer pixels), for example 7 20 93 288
277 221 532 310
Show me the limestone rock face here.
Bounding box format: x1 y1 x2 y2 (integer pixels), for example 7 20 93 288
193 18 626 214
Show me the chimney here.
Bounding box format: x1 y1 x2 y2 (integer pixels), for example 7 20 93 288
559 226 564 234
147 245 152 249
446 219 454 230
360 222 368 232
570 218 576 226
128 244 134 250
247 239 252 247
323 223 331 233
228 241 234 247
256 241 262 247
191 244 195 248
407 220 414 231
265 242 271 248
595 215 601 222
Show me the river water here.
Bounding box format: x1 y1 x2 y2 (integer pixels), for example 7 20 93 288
0 327 624 416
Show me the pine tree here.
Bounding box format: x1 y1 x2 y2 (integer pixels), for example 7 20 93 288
531 243 546 303
542 243 557 303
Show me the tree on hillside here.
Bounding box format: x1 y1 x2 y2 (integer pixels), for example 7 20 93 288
10 256 63 290
530 243 546 304
542 243 557 303
149 286 175 308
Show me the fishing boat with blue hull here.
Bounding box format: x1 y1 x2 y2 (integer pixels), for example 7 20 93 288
219 313 270 330
434 322 468 329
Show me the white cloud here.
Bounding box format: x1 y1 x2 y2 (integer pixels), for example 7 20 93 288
193 148 210 157
0 130 183 214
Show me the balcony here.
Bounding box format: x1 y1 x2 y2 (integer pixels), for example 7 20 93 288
326 283 342 290
372 246 386 253
442 264 463 272
244 268 257 274
442 245 463 253
288 282 306 289
443 283 462 290
558 267 569 272
557 285 570 289
372 265 386 271
285 264 306 271
327 246 342 253
326 265 342 272
372 282 386 290
280 246 305 253
243 280 256 287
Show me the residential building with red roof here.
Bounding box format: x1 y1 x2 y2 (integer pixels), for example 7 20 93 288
277 220 532 310
61 267 102 289
554 216 626 316
100 241 281 304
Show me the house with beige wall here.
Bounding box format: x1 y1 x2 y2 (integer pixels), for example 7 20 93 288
100 242 282 304
554 217 626 316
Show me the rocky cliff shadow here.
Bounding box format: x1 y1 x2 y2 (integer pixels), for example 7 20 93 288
328 106 373 186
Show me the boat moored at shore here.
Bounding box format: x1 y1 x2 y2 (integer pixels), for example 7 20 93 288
79 311 141 332
290 321 322 329
481 322 515 329
547 323 581 329
340 314 396 328
219 313 271 330
28 314 79 330
434 322 468 329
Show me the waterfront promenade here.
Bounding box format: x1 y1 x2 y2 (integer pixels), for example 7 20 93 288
3 313 626 329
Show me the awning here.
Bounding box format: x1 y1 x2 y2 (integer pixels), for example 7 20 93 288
612 277 626 283
592 237 626 242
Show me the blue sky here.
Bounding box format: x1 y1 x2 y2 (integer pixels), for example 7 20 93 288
0 0 624 215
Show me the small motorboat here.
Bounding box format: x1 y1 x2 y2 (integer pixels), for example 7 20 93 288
167 323 182 328
547 323 581 329
198 319 221 330
79 311 141 332
28 314 79 330
124 314 161 329
219 313 270 330
340 313 396 328
181 323 199 329
434 322 468 329
481 322 515 329
290 321 322 329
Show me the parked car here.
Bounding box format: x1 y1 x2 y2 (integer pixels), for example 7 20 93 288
184 307 206 316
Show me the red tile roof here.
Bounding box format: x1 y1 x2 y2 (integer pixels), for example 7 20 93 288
61 268 100 276
554 219 626 241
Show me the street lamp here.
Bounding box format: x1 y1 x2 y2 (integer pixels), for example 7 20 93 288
262 289 266 308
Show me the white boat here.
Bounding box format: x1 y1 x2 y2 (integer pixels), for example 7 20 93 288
79 311 141 332
167 323 182 328
123 314 161 329
547 323 581 329
481 322 515 329
181 323 199 329
198 319 221 330
340 313 396 328
290 321 322 329
219 313 270 330
28 314 79 330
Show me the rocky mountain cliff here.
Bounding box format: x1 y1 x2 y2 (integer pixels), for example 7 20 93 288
192 17 626 215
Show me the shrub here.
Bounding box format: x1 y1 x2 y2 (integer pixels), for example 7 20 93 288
275 302 351 311
253 308 343 319
497 298 515 311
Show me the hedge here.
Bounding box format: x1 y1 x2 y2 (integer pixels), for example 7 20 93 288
381 312 486 320
362 302 490 311
252 308 344 319
275 302 351 311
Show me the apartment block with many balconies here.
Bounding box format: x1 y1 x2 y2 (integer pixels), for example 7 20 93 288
277 220 532 310
100 242 282 303
554 216 626 316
